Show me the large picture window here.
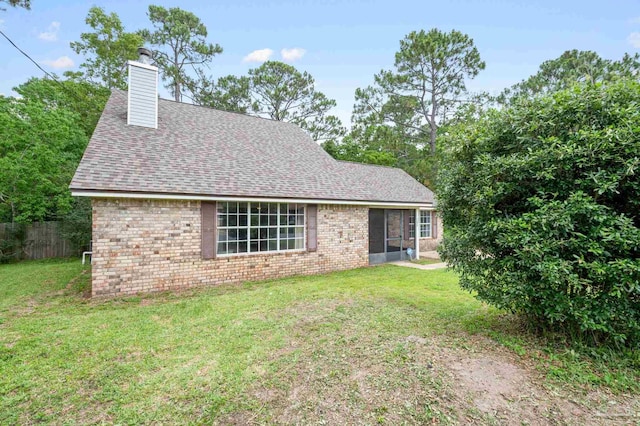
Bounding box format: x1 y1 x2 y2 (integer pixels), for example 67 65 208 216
216 202 305 255
419 211 432 238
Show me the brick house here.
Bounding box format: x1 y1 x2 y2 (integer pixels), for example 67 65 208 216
70 49 441 297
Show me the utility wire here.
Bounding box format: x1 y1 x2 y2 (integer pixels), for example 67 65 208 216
0 29 58 80
0 28 101 111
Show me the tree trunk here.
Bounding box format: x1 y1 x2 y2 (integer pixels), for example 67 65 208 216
429 126 436 154
430 93 437 154
174 49 180 102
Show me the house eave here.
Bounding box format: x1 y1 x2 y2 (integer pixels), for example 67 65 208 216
70 189 435 209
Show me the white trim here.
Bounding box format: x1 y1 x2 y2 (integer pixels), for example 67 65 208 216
154 70 158 129
126 60 158 72
126 67 132 126
70 190 434 208
218 248 307 259
415 208 420 260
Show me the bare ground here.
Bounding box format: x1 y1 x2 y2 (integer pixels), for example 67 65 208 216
216 301 639 425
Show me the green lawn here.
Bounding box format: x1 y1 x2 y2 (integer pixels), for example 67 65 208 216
0 259 638 424
411 258 442 265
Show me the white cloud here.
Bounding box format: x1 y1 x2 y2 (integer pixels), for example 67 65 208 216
280 48 306 62
628 32 640 48
43 55 74 69
38 21 60 42
243 48 274 63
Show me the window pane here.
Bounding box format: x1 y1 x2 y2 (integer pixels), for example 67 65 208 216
267 227 276 239
218 202 306 255
217 242 227 254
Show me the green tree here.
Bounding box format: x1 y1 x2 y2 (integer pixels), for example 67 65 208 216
187 72 251 113
498 50 640 104
14 75 109 138
321 136 397 166
0 0 30 10
438 80 640 346
353 29 485 154
247 61 345 142
70 6 144 90
0 92 88 223
141 5 222 102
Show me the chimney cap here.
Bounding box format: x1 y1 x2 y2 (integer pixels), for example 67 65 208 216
137 47 153 64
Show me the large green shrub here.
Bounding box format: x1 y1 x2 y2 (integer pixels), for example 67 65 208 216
438 80 640 346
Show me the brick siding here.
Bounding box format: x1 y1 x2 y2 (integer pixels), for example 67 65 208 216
91 199 369 297
418 213 443 252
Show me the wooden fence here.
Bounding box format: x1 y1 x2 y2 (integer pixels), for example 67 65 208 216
0 221 75 261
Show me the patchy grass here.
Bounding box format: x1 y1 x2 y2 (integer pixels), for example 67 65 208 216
0 259 638 424
0 258 86 312
411 258 442 265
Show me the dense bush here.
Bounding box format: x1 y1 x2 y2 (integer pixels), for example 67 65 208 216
438 80 640 346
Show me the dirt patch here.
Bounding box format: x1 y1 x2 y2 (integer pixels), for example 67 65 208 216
449 356 529 412
435 335 639 425
442 350 549 424
216 301 639 425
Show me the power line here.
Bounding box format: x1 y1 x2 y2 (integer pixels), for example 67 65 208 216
0 28 102 111
0 29 57 81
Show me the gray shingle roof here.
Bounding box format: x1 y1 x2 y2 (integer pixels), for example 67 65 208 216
70 90 434 205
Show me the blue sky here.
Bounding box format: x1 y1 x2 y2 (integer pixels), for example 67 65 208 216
1 0 639 124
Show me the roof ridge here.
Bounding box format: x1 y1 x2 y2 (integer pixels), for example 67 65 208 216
336 159 403 171
113 88 304 128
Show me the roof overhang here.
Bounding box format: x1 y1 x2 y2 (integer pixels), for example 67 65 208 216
70 189 435 209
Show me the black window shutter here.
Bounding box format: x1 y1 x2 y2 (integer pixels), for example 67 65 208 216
201 201 217 259
307 204 318 252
